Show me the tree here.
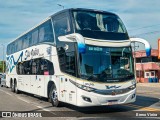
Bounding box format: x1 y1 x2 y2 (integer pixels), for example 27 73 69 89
0 61 6 73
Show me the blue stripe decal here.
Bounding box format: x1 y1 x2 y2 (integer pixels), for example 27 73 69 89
7 51 23 73
130 38 151 57
78 43 86 53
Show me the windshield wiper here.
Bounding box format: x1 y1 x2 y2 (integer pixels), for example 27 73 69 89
87 75 98 81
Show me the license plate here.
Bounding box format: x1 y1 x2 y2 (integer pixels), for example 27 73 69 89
107 101 118 105
107 100 118 105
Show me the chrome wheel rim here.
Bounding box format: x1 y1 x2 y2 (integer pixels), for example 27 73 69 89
52 89 58 104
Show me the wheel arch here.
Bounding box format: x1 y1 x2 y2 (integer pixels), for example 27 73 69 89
47 81 56 98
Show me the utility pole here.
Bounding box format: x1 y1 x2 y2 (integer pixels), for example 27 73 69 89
132 42 139 81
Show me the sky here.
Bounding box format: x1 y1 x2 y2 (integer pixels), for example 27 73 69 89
0 0 160 60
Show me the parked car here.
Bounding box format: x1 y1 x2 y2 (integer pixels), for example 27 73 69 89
0 74 6 87
0 73 3 85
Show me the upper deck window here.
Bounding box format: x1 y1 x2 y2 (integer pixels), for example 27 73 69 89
72 10 129 40
73 11 126 33
7 19 54 55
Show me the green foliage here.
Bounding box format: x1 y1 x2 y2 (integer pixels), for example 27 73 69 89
0 61 6 73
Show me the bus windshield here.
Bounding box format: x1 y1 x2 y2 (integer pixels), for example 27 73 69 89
72 10 128 40
79 46 134 83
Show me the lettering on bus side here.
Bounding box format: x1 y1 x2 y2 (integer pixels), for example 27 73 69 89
25 50 30 60
25 48 40 60
84 82 94 86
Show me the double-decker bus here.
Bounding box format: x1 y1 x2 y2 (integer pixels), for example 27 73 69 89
6 8 151 107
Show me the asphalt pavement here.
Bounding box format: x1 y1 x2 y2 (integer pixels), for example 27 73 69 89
0 83 159 120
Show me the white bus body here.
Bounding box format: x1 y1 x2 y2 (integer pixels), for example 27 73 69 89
6 8 151 107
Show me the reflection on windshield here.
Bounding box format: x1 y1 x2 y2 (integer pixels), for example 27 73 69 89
79 46 134 83
73 11 126 33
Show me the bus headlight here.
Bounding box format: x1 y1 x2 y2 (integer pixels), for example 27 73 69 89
70 80 95 92
131 80 136 85
129 84 136 90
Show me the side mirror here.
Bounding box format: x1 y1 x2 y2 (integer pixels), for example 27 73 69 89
58 33 86 53
58 36 75 42
130 38 151 56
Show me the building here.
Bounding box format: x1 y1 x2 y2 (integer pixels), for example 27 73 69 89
134 49 160 83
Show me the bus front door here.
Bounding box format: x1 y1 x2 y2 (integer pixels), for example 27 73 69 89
59 76 66 102
59 76 77 105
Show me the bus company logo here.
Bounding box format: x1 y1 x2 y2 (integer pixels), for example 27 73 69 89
31 48 39 57
7 51 23 73
105 85 121 89
25 48 39 60
25 50 30 60
111 91 116 95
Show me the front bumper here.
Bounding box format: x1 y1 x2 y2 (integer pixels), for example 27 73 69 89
76 88 136 107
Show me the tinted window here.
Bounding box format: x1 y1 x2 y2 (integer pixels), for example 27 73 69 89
7 19 54 55
17 38 23 51
72 10 129 40
39 20 54 43
14 41 18 52
54 17 70 38
23 35 30 49
58 50 76 76
11 42 15 54
57 43 76 76
17 58 54 75
31 29 39 45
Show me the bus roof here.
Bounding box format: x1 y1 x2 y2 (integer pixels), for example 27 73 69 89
51 8 116 17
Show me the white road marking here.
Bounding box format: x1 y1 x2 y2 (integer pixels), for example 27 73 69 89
36 105 57 115
0 89 13 96
36 105 51 112
17 97 30 103
0 88 57 115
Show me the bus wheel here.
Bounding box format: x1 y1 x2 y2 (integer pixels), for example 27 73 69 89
15 81 19 94
50 85 61 107
11 80 15 92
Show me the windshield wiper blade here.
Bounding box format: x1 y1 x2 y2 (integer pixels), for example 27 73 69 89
87 75 98 81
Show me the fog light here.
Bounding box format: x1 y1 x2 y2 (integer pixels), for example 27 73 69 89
82 96 92 103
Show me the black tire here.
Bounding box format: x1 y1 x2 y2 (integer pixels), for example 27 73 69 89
15 81 19 94
49 85 62 107
11 80 15 92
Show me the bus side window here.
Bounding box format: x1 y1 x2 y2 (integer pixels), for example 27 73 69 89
24 61 31 75
41 59 54 75
32 60 37 75
39 20 54 43
53 15 70 39
17 63 24 75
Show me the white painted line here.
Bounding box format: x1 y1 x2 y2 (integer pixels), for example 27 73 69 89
36 105 51 112
0 89 13 96
0 88 56 116
36 105 57 115
4 92 12 96
17 97 30 103
17 96 56 115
